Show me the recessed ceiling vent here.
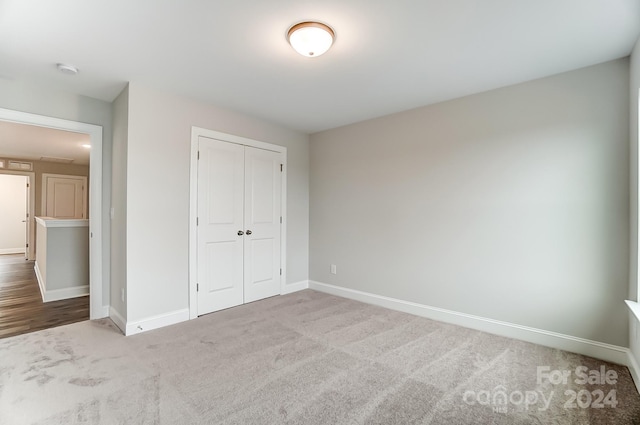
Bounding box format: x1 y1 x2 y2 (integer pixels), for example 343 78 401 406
40 156 74 163
8 160 33 170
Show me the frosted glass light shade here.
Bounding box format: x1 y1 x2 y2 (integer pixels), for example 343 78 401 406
287 22 334 57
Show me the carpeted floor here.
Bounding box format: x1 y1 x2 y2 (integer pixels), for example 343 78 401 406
0 289 638 424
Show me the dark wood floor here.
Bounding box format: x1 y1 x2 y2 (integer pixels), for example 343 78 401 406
0 254 88 339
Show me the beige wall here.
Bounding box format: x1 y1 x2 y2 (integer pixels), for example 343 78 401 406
125 83 309 322
0 158 90 217
0 158 89 260
310 58 630 347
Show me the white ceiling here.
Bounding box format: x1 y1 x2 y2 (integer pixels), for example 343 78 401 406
0 121 90 165
0 0 638 133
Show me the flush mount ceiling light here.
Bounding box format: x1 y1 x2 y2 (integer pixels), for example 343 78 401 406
287 21 335 57
82 144 91 149
57 63 79 75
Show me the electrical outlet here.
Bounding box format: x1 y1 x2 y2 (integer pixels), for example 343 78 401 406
121 288 125 303
330 264 337 275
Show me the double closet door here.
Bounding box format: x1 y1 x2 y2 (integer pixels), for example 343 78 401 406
197 136 282 315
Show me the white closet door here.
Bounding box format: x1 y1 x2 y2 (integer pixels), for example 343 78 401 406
243 147 282 303
197 137 245 314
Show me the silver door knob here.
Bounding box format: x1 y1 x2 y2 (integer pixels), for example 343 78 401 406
237 230 244 236
245 230 252 235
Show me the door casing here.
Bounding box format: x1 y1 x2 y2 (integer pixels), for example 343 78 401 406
0 108 104 320
189 127 287 319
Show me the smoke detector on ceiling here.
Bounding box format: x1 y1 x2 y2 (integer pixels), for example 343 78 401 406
56 63 79 75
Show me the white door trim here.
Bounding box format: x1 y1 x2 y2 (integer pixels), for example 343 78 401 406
0 170 35 260
189 126 287 319
0 108 105 320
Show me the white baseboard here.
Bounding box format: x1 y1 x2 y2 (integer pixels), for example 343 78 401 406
34 262 46 301
309 281 629 366
125 308 190 336
43 285 89 302
0 247 25 255
109 306 126 334
34 261 89 302
627 350 640 395
282 280 309 294
625 303 640 394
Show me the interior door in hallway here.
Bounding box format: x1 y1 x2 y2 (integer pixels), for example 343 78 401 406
42 174 86 219
0 174 28 256
197 137 282 315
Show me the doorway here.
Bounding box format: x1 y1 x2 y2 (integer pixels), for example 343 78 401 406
0 170 36 260
0 108 104 320
0 174 28 256
189 127 287 319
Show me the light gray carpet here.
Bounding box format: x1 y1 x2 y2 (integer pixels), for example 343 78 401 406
0 289 638 424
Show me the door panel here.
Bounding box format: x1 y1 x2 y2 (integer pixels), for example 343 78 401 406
244 148 281 303
208 150 239 224
197 137 244 314
206 241 237 291
249 157 275 224
249 238 274 283
43 175 86 219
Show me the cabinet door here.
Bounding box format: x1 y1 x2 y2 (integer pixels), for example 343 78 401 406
243 147 282 303
197 137 245 315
